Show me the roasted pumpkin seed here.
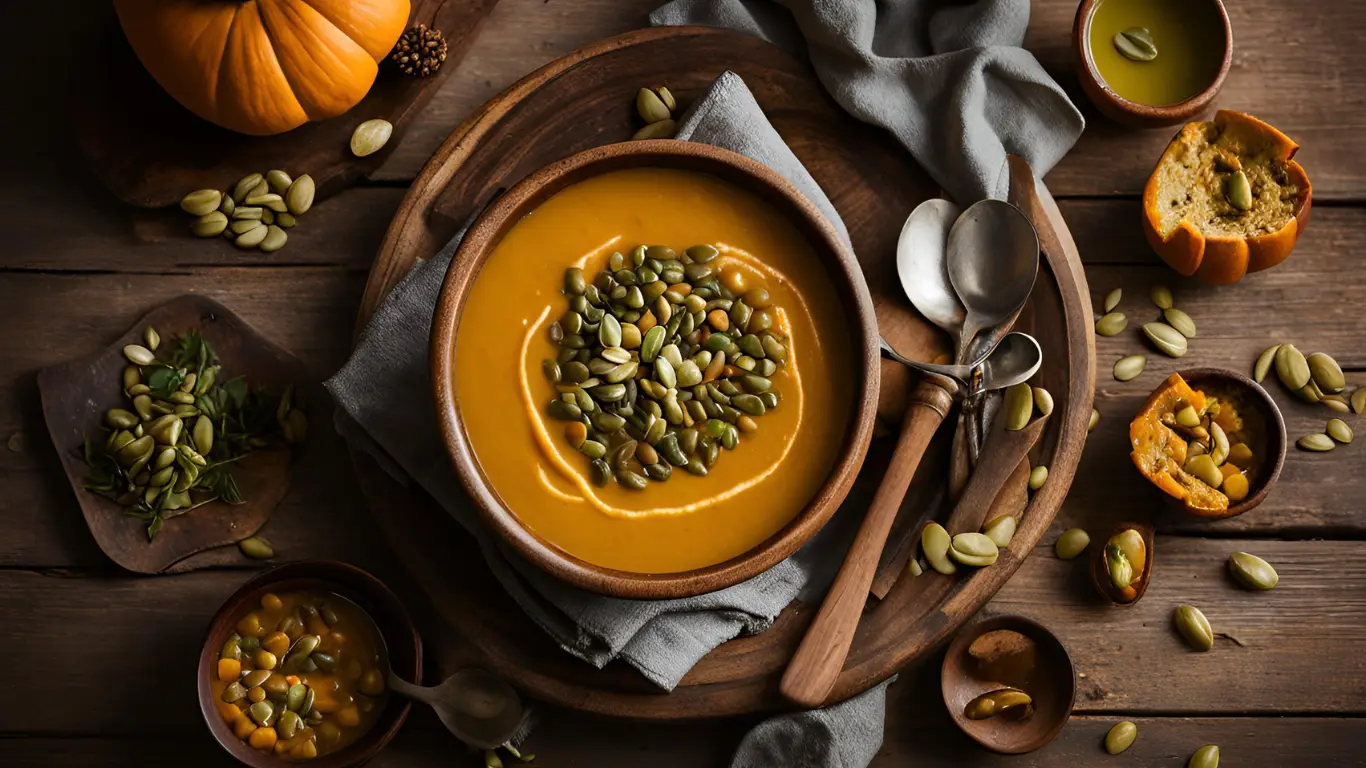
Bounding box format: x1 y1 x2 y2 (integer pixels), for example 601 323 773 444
350 119 393 157
1174 604 1214 651
1004 382 1034 431
1095 311 1127 336
1297 433 1335 452
1254 344 1280 382
1113 354 1146 381
1143 322 1188 358
1226 170 1252 211
1163 307 1197 338
922 522 956 575
1327 418 1353 444
1228 551 1278 590
1307 352 1345 393
1105 721 1137 755
1055 528 1089 560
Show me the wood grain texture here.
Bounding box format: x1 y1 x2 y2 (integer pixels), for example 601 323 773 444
74 0 502 208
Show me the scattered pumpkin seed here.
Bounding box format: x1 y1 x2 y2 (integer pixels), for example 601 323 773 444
1228 551 1278 590
636 87 672 124
239 537 274 560
949 532 999 567
123 344 156 365
230 218 264 235
1150 284 1174 309
1032 386 1054 418
1322 396 1350 413
1055 528 1090 560
1299 380 1323 403
1307 352 1345 393
236 224 269 249
1113 26 1157 61
1004 382 1034 431
908 558 924 577
1113 354 1146 381
1327 418 1353 444
1275 344 1311 390
922 522 956 575
1174 604 1214 651
1225 170 1252 211
180 189 222 217
1105 721 1138 755
1094 311 1127 336
983 515 1016 548
1103 288 1122 313
1353 388 1366 415
350 119 393 157
632 119 676 141
1253 344 1280 382
232 173 263 202
259 225 288 253
285 174 315 216
265 169 292 193
1297 433 1335 452
1163 307 1197 338
1088 408 1100 433
1143 322 1188 358
1188 745 1220 768
1029 465 1048 490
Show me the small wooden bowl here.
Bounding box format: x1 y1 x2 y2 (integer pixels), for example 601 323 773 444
198 561 422 767
1071 0 1233 128
942 615 1075 755
1089 521 1155 606
1178 367 1287 518
429 140 880 600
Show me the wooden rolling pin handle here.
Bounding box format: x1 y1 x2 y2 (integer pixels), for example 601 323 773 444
779 372 957 709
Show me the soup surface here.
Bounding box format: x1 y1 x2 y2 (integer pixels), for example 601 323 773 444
454 167 855 573
1088 0 1225 106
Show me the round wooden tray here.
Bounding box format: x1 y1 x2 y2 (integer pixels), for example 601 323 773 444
352 26 1094 719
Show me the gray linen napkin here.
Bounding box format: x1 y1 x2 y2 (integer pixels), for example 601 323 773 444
327 72 858 693
651 0 1085 202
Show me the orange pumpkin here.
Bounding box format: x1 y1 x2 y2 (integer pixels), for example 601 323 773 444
1142 110 1311 284
113 0 411 136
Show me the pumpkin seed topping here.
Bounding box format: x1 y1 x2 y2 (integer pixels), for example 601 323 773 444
1113 26 1157 61
1225 170 1253 211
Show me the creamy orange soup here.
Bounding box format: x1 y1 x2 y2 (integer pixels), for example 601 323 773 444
454 167 854 573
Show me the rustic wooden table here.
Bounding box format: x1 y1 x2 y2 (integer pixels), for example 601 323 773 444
4 1 1364 765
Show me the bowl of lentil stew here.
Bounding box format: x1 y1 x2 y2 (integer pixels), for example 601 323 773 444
199 561 421 767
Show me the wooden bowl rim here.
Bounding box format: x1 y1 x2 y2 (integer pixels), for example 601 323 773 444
1178 366 1287 518
940 614 1076 755
197 561 422 767
1072 0 1233 126
428 139 881 600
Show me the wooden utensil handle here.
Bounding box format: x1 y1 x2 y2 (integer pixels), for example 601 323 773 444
779 373 957 709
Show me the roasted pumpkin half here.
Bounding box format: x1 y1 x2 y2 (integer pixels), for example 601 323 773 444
113 0 411 136
1130 373 1261 517
1142 110 1311 284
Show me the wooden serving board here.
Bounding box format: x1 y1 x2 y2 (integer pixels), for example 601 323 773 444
74 0 500 209
353 26 1094 718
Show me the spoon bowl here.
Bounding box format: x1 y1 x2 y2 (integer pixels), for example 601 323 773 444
388 667 526 750
947 200 1040 365
897 198 966 338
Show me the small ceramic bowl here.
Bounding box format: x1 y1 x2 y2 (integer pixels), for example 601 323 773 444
1177 367 1286 518
1072 0 1233 128
429 140 880 600
199 561 422 767
942 615 1075 755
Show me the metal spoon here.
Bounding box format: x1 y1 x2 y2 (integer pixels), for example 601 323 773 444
946 200 1040 366
896 198 965 341
879 331 1042 390
387 668 526 750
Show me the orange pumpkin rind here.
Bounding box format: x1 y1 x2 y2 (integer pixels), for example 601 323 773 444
1129 373 1229 516
1142 110 1312 285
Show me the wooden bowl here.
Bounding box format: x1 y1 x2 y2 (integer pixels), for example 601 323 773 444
198 561 422 767
941 615 1075 754
429 140 880 599
1089 521 1156 606
1071 0 1233 128
1177 367 1287 518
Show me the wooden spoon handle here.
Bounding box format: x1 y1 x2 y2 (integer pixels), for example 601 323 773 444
779 373 957 708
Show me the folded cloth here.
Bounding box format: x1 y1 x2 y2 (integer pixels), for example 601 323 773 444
651 0 1084 202
327 72 860 693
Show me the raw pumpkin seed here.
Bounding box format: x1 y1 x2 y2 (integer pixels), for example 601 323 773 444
1103 288 1122 313
245 192 287 212
1322 396 1350 413
1174 604 1214 651
266 169 292 194
1055 528 1090 560
1150 284 1173 309
1143 322 1188 358
1163 308 1197 338
1353 388 1366 415
922 522 956 575
1105 721 1137 755
964 688 1032 720
181 189 222 216
1088 408 1100 433
231 206 263 221
232 173 263 203
1297 433 1334 452
1029 465 1048 490
1226 170 1253 211
1307 352 1345 393
1299 381 1323 403
1113 354 1146 381
983 515 1016 548
949 532 999 567
1113 26 1157 61
1253 344 1280 382
1004 382 1034 431
1095 311 1127 336
259 225 288 253
350 119 393 157
636 87 672 124
1188 745 1220 768
193 211 229 237
1032 386 1054 417
1185 453 1223 488
230 218 264 235
1228 551 1278 590
1327 418 1353 444
285 175 315 215
632 119 677 141
123 344 156 365
239 536 274 560
236 224 269 249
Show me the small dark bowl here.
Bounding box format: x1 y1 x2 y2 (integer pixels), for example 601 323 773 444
1176 367 1286 518
1072 0 1233 128
1089 521 1156 606
198 561 422 767
942 615 1075 754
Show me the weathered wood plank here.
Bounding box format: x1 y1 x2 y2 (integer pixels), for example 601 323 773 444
0 539 1359 733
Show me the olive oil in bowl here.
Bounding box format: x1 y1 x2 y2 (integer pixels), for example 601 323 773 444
1087 0 1227 106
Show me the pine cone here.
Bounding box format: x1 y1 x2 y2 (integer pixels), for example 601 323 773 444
390 24 448 78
